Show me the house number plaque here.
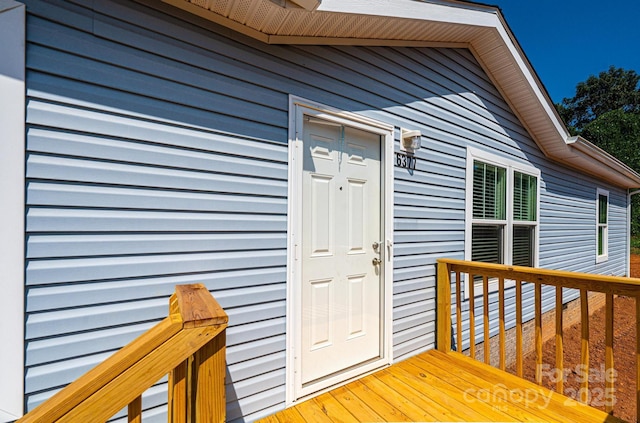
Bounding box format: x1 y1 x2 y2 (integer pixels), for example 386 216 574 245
395 152 417 170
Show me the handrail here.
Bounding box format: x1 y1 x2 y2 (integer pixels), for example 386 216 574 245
437 258 640 422
17 284 228 423
438 258 640 295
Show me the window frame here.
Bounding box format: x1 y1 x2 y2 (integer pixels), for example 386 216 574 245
464 148 540 297
596 188 609 263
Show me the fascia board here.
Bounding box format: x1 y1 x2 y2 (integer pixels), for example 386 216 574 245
566 136 640 187
486 15 571 146
317 0 498 27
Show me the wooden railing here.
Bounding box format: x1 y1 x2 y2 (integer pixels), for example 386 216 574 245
437 258 640 421
18 284 228 423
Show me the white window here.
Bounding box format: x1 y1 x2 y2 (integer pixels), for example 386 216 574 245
465 148 540 292
596 188 609 263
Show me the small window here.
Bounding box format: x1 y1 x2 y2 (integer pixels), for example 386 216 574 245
596 188 609 263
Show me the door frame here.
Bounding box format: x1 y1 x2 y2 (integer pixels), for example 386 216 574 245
286 96 394 404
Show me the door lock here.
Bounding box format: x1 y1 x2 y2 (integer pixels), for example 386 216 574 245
372 257 382 265
372 241 380 251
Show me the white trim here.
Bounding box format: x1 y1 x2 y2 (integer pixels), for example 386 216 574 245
0 1 25 420
286 95 393 405
596 188 610 264
464 148 540 298
317 0 499 26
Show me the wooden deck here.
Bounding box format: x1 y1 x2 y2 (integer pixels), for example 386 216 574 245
259 349 623 423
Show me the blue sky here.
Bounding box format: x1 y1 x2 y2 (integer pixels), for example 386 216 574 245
494 1 640 104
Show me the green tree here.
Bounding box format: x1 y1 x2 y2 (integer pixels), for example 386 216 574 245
558 66 640 134
580 110 640 235
581 109 640 169
556 66 640 236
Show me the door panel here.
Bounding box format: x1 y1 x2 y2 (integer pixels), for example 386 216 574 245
309 278 332 349
347 179 366 252
301 117 382 386
309 174 333 256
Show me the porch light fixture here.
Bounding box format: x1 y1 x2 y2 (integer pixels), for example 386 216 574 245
401 129 422 154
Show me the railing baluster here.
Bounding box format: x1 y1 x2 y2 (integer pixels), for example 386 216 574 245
168 359 188 423
128 395 142 423
499 277 505 371
483 275 490 365
469 275 476 359
535 282 542 385
605 293 614 414
555 286 564 394
455 271 462 353
516 279 523 378
580 289 589 404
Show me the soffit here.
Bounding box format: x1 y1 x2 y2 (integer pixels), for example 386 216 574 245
159 0 640 188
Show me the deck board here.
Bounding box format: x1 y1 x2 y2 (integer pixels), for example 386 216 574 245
259 350 624 422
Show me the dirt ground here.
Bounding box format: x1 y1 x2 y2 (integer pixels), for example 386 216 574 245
515 256 640 422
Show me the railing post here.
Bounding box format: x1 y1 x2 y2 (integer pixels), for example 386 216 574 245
437 260 452 353
171 284 228 423
193 329 227 422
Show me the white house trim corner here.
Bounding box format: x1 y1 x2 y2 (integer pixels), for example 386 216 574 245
0 1 26 420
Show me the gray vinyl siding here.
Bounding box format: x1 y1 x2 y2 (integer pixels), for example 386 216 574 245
24 1 291 420
22 0 629 421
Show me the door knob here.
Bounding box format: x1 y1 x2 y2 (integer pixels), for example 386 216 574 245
372 257 382 265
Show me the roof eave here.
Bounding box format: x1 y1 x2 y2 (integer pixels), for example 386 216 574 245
156 0 640 189
564 136 640 188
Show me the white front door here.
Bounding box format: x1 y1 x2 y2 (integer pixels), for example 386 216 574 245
299 115 383 389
